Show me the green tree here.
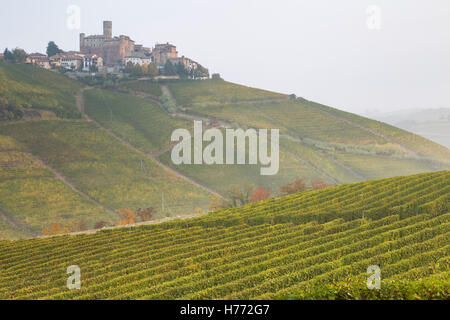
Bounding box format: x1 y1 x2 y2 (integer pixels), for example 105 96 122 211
194 64 209 78
3 48 14 62
176 62 187 78
164 60 176 76
124 61 134 74
11 48 28 63
46 41 61 57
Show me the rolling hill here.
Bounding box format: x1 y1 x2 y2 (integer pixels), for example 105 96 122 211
0 171 448 299
0 62 449 239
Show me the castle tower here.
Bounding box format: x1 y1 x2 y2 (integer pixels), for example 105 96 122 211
79 33 85 51
103 21 112 39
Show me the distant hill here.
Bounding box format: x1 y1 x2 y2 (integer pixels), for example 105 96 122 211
370 108 450 149
0 63 449 239
0 171 448 299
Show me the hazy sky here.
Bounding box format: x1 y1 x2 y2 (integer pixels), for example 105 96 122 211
1 0 449 115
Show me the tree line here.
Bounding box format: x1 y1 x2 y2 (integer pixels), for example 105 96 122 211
124 60 209 79
209 178 329 211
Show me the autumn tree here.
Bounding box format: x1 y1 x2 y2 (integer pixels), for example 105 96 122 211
311 179 329 190
41 223 62 236
279 178 307 196
118 208 136 226
141 63 149 75
226 182 254 207
148 62 158 76
209 194 231 211
251 186 272 203
63 221 78 233
136 207 154 222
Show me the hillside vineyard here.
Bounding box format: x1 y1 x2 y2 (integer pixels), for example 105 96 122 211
2 62 450 239
0 171 448 299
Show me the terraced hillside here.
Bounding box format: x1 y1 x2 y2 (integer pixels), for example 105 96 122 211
1 64 449 240
0 134 116 237
0 62 81 119
0 120 211 236
84 89 189 154
0 171 448 299
116 79 449 193
167 79 287 106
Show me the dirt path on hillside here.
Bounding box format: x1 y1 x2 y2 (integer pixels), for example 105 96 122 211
29 153 120 219
77 88 225 199
33 211 206 240
160 84 178 107
119 86 391 185
130 86 362 185
0 207 32 233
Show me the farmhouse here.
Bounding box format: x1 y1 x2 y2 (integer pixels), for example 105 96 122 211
82 54 103 72
125 52 152 66
28 53 51 69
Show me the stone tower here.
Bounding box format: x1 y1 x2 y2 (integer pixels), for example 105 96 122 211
103 21 112 39
79 33 85 51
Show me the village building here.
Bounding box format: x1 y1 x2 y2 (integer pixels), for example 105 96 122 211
75 20 207 76
152 43 178 67
28 53 51 69
50 52 83 70
168 56 199 72
125 51 152 66
80 21 148 67
82 54 103 72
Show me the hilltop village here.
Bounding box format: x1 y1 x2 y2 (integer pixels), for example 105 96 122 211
1 21 209 79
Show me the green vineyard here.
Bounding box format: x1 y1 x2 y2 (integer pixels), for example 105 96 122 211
0 171 448 300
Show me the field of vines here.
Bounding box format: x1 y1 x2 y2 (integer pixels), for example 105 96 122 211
0 120 211 220
189 100 386 145
302 98 450 162
0 171 448 299
116 80 162 97
168 79 287 107
158 136 321 194
0 62 81 119
84 89 190 154
334 153 438 180
0 134 114 237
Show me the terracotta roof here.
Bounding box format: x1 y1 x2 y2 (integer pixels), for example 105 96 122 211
29 53 47 57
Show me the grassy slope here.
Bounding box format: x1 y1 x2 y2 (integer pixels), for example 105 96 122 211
0 134 115 237
168 79 287 106
84 89 190 154
0 67 448 239
305 99 450 161
158 80 448 192
117 80 162 97
0 121 211 219
0 62 81 118
0 171 448 299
